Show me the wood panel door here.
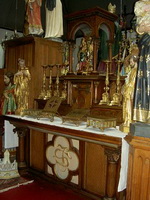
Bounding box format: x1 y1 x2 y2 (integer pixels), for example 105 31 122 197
69 82 93 109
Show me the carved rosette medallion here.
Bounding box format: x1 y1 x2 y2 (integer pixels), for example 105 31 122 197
46 136 79 181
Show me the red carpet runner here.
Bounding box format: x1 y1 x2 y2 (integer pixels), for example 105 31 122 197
0 177 94 200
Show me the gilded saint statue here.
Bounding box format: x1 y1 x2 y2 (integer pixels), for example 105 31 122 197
14 58 31 115
120 47 139 133
76 37 93 73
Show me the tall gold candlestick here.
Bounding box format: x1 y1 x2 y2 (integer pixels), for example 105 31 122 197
46 65 53 98
54 64 60 97
61 81 67 100
109 60 122 106
99 60 110 105
38 65 48 99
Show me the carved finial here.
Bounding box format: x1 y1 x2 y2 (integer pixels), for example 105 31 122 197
108 3 116 14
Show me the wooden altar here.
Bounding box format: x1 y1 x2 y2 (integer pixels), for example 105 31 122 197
0 6 128 200
3 114 127 200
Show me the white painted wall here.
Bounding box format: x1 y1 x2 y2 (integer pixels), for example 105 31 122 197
0 28 23 68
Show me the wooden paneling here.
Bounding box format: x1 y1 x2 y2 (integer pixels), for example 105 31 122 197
126 135 150 200
4 36 63 108
71 82 92 108
4 115 123 200
83 142 107 196
30 129 45 171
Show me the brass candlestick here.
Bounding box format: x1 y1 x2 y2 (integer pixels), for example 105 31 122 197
38 65 48 99
61 81 67 100
99 60 110 105
46 65 53 98
109 60 122 106
54 64 60 97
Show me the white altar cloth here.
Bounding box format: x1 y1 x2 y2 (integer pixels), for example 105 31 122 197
5 114 129 192
4 120 18 149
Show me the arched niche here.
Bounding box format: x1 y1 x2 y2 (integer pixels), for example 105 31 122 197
70 22 92 41
65 7 118 73
99 23 110 40
97 22 122 74
97 23 110 73
72 23 93 73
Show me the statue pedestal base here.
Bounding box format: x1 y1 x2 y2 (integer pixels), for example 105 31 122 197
130 122 150 138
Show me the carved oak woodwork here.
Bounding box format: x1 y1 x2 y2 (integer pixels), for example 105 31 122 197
13 126 29 168
65 7 118 73
4 115 124 200
125 134 150 200
104 147 121 198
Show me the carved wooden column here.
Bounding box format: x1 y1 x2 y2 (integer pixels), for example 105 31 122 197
93 81 99 104
107 40 113 61
13 127 29 169
68 41 75 74
104 147 121 199
93 37 99 73
107 40 113 73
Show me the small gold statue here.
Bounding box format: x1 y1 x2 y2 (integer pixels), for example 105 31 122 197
14 58 31 115
120 48 139 133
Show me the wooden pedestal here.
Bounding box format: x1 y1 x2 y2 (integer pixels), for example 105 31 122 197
125 134 150 200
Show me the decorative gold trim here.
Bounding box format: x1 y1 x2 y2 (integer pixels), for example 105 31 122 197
133 108 150 123
61 109 90 126
22 96 62 122
87 116 116 131
136 26 144 35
